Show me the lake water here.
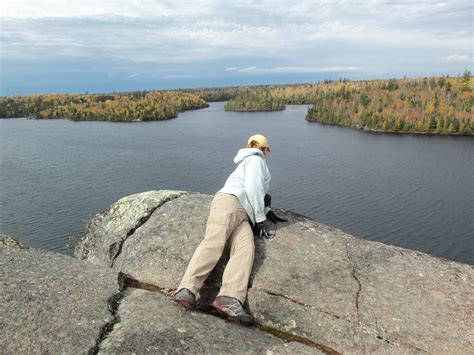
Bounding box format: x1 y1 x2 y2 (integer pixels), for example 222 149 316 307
1 102 473 264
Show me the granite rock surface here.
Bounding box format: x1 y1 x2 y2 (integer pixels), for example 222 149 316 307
1 235 119 354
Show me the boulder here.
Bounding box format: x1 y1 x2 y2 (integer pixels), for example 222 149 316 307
75 190 188 267
0 234 120 354
76 190 474 353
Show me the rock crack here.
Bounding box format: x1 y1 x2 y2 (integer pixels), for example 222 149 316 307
345 243 362 324
88 273 127 355
106 273 339 354
256 287 346 321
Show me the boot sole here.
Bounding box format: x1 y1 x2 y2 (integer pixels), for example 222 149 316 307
212 301 253 326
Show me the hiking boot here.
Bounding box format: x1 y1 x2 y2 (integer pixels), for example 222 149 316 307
173 288 196 309
212 296 254 325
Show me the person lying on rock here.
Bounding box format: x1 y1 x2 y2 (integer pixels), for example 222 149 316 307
173 134 286 325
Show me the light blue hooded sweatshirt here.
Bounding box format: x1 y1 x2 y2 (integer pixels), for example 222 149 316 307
219 148 271 225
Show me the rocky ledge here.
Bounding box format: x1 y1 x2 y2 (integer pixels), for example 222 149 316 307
1 191 473 354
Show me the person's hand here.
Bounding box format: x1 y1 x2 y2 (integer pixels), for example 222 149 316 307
252 222 274 239
266 209 288 224
264 194 288 224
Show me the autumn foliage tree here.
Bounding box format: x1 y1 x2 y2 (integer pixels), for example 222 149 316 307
305 72 473 135
1 72 472 135
0 91 208 122
221 72 473 135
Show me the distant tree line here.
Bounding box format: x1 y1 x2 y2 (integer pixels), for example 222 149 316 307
224 90 286 111
179 87 250 102
0 91 208 121
180 84 314 102
1 72 472 134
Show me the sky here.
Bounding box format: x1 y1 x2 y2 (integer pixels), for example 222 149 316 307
0 0 473 95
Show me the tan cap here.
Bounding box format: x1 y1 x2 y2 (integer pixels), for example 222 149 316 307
247 134 270 150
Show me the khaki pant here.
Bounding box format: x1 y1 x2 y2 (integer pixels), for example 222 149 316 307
178 192 255 303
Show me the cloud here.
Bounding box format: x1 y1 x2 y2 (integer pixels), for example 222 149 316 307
446 54 473 62
1 0 215 18
162 74 207 79
1 1 473 94
2 14 470 65
236 66 361 74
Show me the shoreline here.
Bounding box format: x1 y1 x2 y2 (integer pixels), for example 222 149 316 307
306 119 474 136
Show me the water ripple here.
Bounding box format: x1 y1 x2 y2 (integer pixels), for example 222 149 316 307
1 106 473 264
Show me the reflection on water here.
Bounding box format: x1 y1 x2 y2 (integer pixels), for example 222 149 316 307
0 102 473 264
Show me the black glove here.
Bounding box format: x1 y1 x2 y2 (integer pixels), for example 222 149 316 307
252 222 274 239
264 194 272 208
264 194 288 224
266 209 288 224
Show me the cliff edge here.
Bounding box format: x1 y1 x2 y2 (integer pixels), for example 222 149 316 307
1 191 473 354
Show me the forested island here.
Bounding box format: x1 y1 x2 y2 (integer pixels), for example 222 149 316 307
305 73 473 135
0 91 208 122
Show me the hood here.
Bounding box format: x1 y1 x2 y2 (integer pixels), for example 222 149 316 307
233 148 265 164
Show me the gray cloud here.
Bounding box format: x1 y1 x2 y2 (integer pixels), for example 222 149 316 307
2 9 470 62
1 0 472 94
446 54 473 62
